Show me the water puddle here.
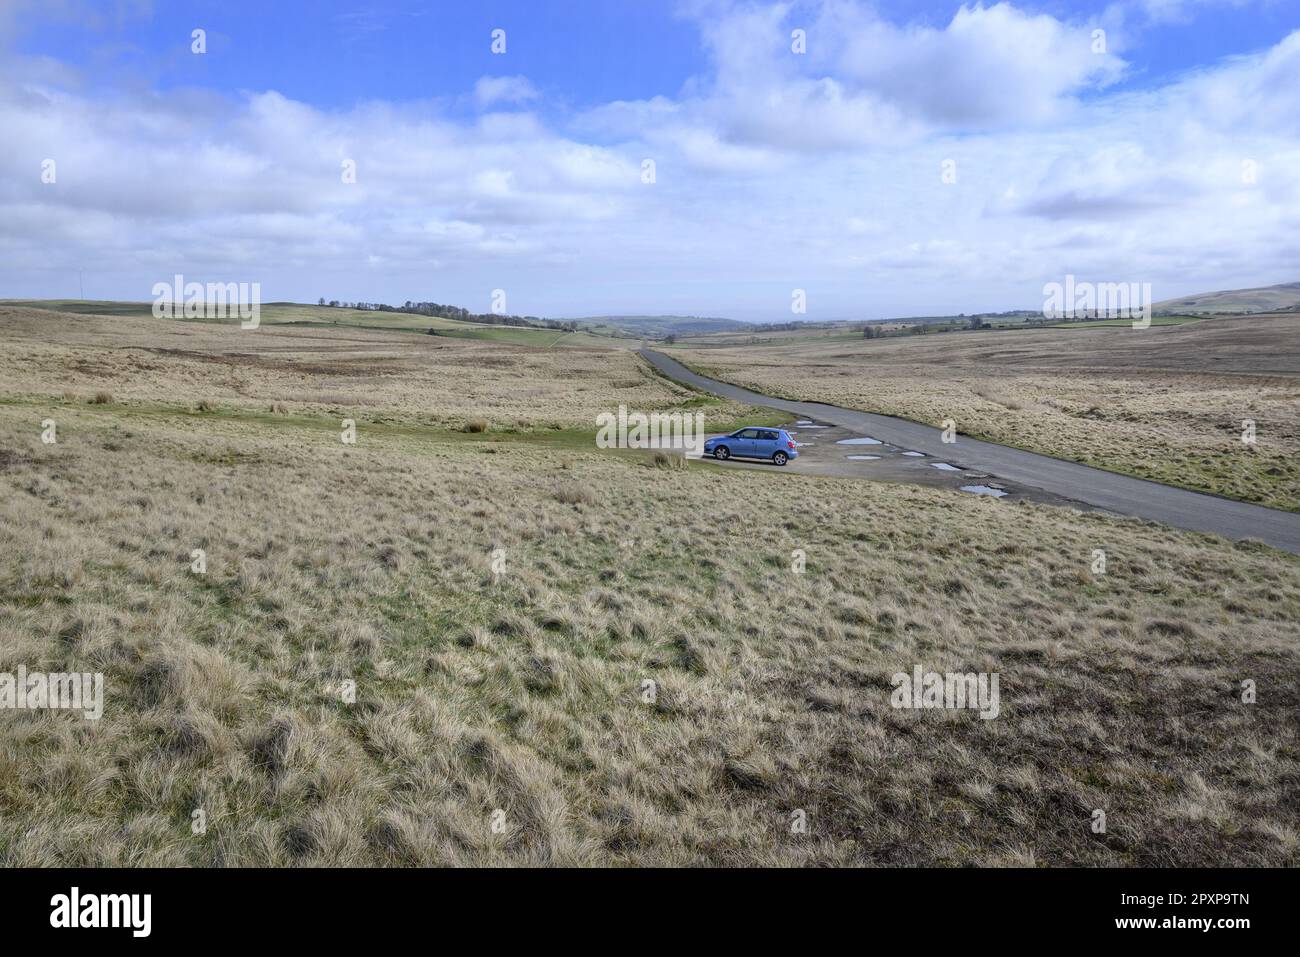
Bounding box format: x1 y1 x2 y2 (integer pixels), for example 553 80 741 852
836 437 883 445
845 454 881 460
795 420 814 425
930 463 963 472
960 485 1008 497
901 451 926 457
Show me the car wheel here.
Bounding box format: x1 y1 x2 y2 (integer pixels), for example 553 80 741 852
773 451 788 466
715 446 730 460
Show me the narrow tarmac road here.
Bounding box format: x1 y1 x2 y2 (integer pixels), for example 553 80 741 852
641 348 1300 556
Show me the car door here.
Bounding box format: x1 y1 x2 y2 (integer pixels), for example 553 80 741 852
733 429 760 457
753 429 779 459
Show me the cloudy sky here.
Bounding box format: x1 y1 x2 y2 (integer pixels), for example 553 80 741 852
2 0 1298 320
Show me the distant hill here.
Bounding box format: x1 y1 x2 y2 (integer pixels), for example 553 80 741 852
573 315 751 338
876 310 1041 326
0 299 629 349
1154 281 1300 314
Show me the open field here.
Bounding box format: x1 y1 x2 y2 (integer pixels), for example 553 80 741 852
1046 315 1204 328
0 306 730 432
1154 281 1300 315
672 315 1208 350
2 308 1299 866
680 327 869 348
0 300 630 350
672 314 1300 512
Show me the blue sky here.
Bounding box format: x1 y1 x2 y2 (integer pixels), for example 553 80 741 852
11 2 705 114
3 0 1300 319
14 1 1300 107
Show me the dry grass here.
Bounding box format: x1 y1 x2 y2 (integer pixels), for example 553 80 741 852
2 306 1298 867
1 395 1298 866
0 306 734 431
553 481 598 506
651 450 689 470
673 314 1300 511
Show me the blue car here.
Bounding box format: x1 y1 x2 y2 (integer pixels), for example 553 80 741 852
704 427 800 466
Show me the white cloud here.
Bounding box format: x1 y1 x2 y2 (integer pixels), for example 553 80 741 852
815 1 1124 126
1136 0 1253 25
640 0 1125 157
0 0 1297 318
473 75 540 109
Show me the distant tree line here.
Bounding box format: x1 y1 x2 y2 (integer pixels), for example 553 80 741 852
762 320 818 332
315 297 579 332
861 309 1054 339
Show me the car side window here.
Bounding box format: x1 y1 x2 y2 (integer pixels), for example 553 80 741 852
738 429 759 439
759 430 778 441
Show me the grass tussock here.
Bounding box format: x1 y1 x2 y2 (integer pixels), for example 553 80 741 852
90 391 113 405
3 305 1299 867
1 395 1298 867
553 481 597 506
462 419 489 434
650 450 689 470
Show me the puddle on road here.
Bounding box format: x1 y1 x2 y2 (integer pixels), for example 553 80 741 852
901 451 926 457
796 420 814 425
931 463 963 472
845 454 881 460
798 424 830 429
836 437 883 445
960 485 1008 497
